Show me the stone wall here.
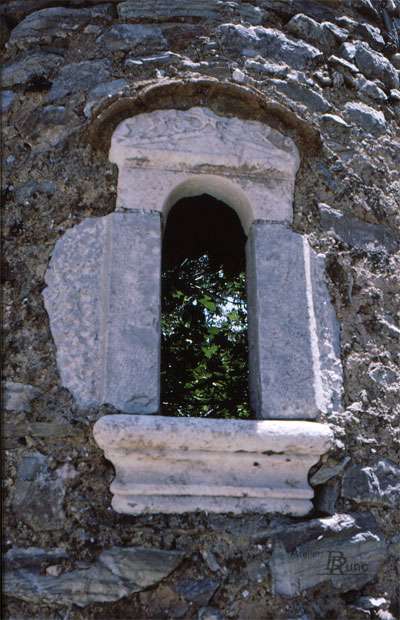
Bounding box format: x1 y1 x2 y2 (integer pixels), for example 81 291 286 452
2 1 400 618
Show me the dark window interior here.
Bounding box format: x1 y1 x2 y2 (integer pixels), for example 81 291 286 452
161 193 252 419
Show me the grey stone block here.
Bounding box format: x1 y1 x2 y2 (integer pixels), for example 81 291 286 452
319 204 398 253
339 40 399 89
344 101 387 135
97 24 167 53
246 223 342 419
43 211 161 414
286 14 348 55
2 51 62 88
342 458 400 508
118 0 262 24
218 24 323 71
267 513 387 595
47 59 112 102
270 79 331 112
8 5 113 50
2 91 16 112
3 381 41 413
84 79 129 119
4 546 183 607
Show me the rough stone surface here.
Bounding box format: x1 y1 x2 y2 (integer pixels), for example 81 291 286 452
3 381 41 413
314 480 340 515
8 6 113 49
270 79 331 112
344 101 387 134
84 79 128 118
176 578 220 607
339 41 399 89
268 513 387 595
12 451 76 531
97 23 167 52
309 457 351 486
2 91 17 112
47 59 112 102
342 458 400 508
246 223 343 419
15 179 58 205
118 0 262 24
43 211 161 414
2 51 62 88
318 204 398 253
94 414 333 516
218 24 323 70
4 546 184 607
286 14 348 55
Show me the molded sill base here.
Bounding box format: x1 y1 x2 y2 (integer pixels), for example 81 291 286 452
93 414 333 516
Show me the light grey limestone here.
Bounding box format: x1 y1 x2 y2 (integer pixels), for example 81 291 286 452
342 458 400 508
110 107 300 232
47 59 112 102
97 24 167 53
218 24 323 70
94 414 333 516
246 223 342 419
267 513 387 595
3 381 41 413
118 0 262 24
43 212 161 413
4 546 183 607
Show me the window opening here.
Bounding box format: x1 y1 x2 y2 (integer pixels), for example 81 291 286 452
161 194 251 419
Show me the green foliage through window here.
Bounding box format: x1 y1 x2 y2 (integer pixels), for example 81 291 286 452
161 194 251 419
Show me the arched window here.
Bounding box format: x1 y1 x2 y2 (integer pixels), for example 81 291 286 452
161 194 250 419
44 105 343 516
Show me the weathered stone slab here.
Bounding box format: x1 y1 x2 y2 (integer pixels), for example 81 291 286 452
43 211 161 413
2 51 62 88
246 223 342 419
4 546 184 607
94 414 333 516
218 24 323 70
84 79 128 119
12 451 76 530
8 5 113 50
342 458 400 508
319 204 398 253
2 91 16 112
97 24 167 53
267 513 387 595
344 101 387 134
110 107 300 232
286 14 348 54
339 40 399 89
270 79 331 112
2 381 41 413
118 0 262 24
47 59 112 102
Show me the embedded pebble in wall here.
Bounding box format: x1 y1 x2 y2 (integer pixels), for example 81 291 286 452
342 458 400 507
3 381 41 413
